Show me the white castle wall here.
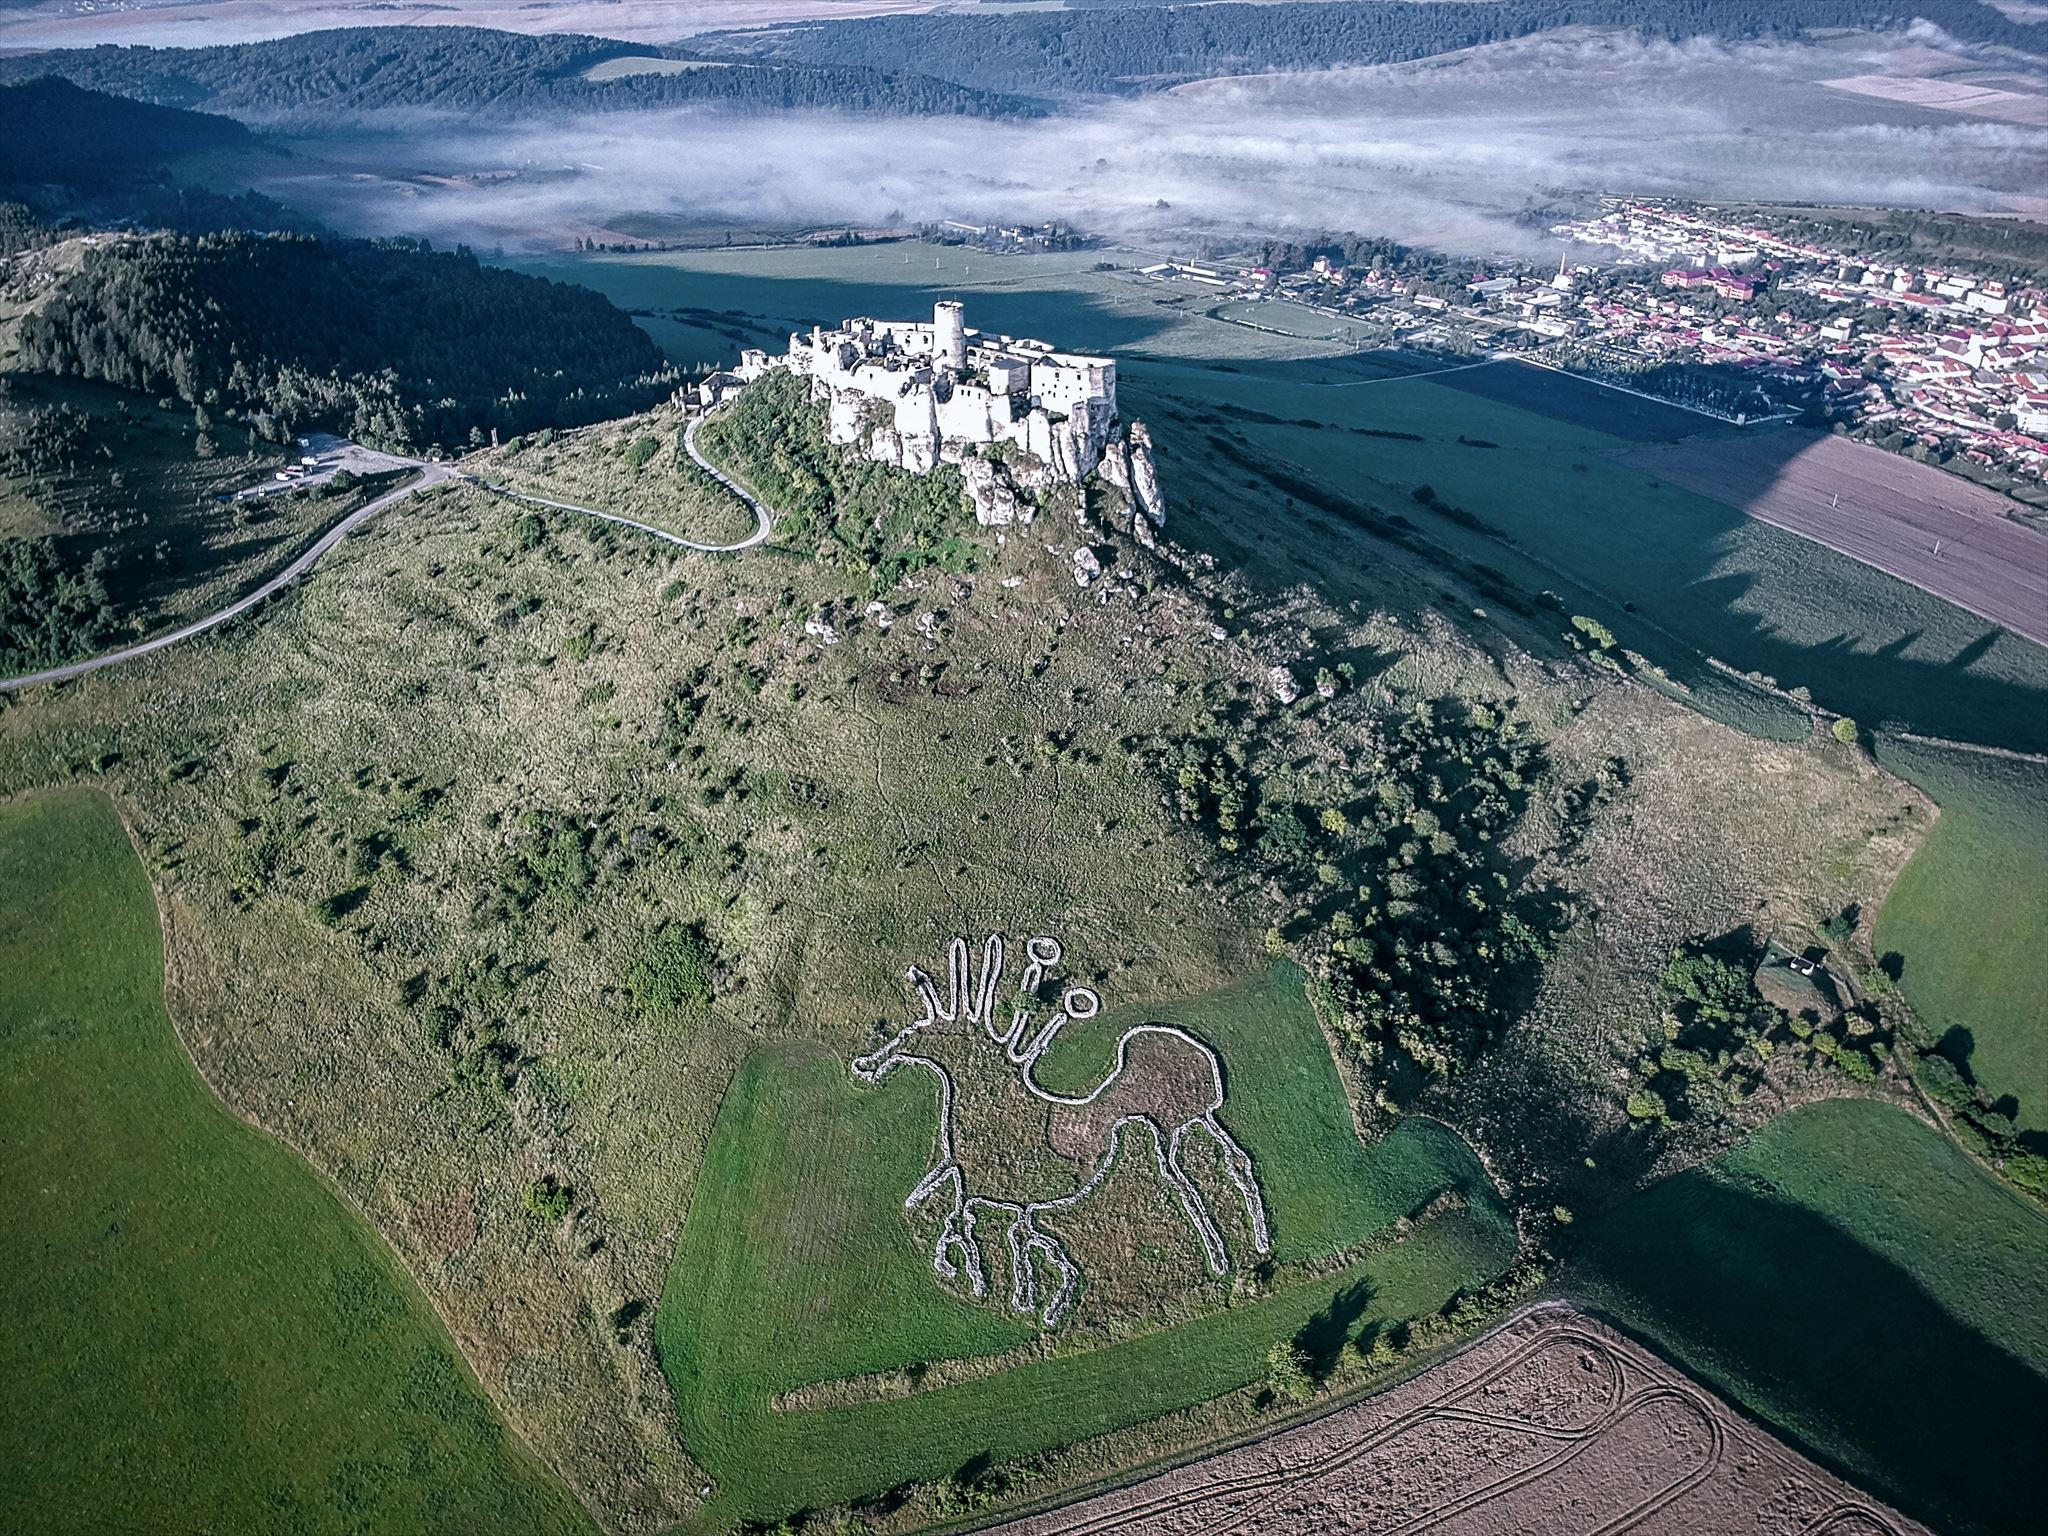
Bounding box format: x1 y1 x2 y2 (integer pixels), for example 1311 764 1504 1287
777 301 1118 483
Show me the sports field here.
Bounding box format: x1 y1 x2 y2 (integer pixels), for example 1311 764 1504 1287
0 789 592 1536
1572 1098 2048 1536
658 968 1517 1528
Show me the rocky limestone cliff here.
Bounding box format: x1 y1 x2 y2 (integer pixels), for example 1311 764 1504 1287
961 455 1028 526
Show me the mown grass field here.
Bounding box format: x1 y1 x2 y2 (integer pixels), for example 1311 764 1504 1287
0 788 593 1536
1874 737 2048 1134
658 1025 1515 1528
1572 1098 2048 1536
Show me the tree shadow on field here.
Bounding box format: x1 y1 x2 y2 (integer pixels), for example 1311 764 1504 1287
1571 1172 2048 1536
1293 1279 1375 1382
1145 355 2048 760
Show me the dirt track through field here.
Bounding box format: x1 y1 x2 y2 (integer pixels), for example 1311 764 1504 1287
1618 428 2048 648
997 1305 1930 1536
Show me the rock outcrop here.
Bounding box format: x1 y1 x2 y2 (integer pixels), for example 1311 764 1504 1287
962 455 1029 527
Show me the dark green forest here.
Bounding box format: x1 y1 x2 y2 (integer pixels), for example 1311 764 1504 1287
13 232 671 450
0 27 1042 120
705 0 2047 97
0 82 320 235
0 78 251 194
0 536 115 675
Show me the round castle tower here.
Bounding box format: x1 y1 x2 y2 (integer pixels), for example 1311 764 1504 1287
934 300 967 371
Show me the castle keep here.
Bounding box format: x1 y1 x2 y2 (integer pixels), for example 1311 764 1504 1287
718 301 1165 538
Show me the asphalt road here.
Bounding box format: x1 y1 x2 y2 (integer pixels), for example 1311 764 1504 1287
481 412 772 553
1 412 775 695
0 464 456 693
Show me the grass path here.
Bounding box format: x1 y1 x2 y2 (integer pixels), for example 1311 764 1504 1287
0 788 593 1536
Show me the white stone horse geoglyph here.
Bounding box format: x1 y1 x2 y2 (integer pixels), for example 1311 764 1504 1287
853 935 1270 1325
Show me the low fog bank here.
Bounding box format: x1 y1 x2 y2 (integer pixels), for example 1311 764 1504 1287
261 32 2048 257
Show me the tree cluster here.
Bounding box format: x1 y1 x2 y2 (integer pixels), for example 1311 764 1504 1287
1156 695 1556 1086
13 230 672 451
698 369 981 594
1625 932 1891 1130
0 535 116 673
707 0 2046 99
0 26 1041 122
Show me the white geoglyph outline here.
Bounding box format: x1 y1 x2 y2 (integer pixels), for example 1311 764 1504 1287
852 935 1271 1326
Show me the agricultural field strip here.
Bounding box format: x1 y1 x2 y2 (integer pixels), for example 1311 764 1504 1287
1002 1308 1924 1536
0 463 455 691
1512 353 1798 426
1619 430 2048 648
1016 1321 1696 1536
1 410 776 691
853 935 1271 1326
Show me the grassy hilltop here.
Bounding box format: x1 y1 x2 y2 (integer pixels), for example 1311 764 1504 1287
2 240 2045 1533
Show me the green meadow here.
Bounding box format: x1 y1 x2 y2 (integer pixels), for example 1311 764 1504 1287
1033 963 1494 1263
1875 737 2048 1133
541 244 2048 762
657 968 1515 1528
1573 1099 2048 1536
0 789 592 1536
1134 359 2048 759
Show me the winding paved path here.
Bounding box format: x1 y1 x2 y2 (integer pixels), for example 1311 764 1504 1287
1 412 775 694
480 413 771 554
0 465 455 693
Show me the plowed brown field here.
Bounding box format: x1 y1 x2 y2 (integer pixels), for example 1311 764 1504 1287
1619 428 2048 647
997 1305 1930 1536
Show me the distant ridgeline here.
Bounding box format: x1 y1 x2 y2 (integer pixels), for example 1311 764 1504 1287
0 26 1045 122
703 0 2048 97
0 77 247 191
11 232 671 450
0 78 318 236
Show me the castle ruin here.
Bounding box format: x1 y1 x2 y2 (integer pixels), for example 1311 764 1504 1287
717 301 1166 540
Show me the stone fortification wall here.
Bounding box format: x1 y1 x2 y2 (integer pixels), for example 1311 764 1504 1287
742 300 1162 542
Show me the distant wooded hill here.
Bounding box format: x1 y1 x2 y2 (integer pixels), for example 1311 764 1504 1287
0 77 250 192
0 26 1045 121
702 0 2048 97
10 231 671 450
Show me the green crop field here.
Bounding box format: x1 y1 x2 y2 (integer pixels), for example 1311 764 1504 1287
0 788 593 1536
659 1002 1515 1528
1133 360 2048 759
1875 737 2048 1133
1571 1098 2048 1536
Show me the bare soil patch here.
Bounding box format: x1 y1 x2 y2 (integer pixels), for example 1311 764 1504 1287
997 1303 1930 1536
1619 428 2048 647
